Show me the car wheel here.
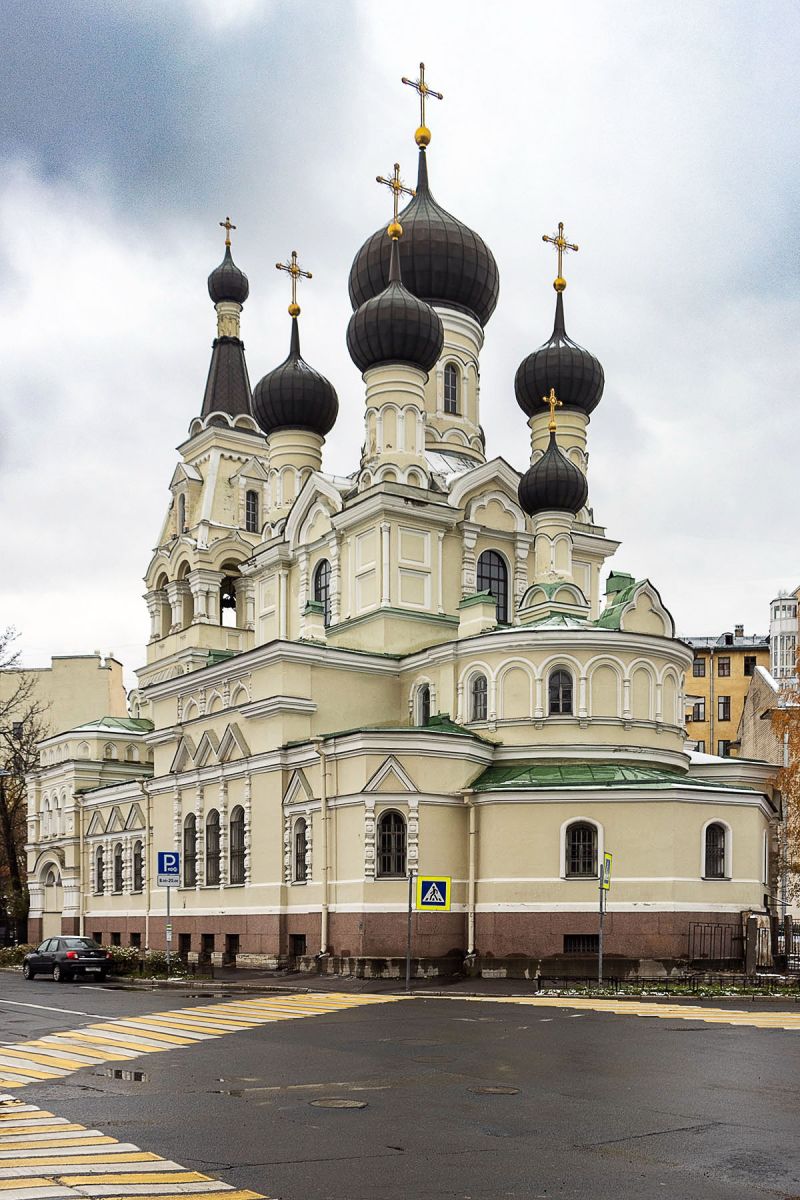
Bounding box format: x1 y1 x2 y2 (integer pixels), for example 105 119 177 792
22 962 35 980
52 964 69 983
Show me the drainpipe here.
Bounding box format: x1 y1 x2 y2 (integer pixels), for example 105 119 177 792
144 781 152 951
463 789 477 955
709 643 715 754
78 791 85 937
311 737 329 955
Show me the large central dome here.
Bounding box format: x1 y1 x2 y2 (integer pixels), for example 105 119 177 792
348 148 499 328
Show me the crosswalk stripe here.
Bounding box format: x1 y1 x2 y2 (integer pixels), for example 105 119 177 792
0 1049 98 1070
0 1093 263 1197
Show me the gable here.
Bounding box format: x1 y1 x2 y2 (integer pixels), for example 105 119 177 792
125 803 146 831
106 806 125 834
364 756 417 794
194 730 221 768
282 769 315 808
170 735 197 774
218 723 251 763
619 582 675 638
86 811 106 837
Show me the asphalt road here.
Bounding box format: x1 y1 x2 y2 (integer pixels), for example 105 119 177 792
2 972 800 1199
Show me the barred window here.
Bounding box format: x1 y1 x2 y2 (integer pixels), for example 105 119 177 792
95 846 105 894
229 806 245 885
113 843 123 893
549 670 573 716
444 363 459 414
477 550 508 624
294 818 308 882
132 841 143 892
705 823 726 878
471 674 488 721
206 810 220 886
377 810 406 877
245 489 259 533
566 822 597 877
314 559 332 628
183 813 197 887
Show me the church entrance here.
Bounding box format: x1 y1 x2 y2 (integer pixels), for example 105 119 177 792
42 867 63 939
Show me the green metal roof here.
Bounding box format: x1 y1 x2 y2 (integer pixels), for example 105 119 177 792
284 712 494 749
594 579 643 630
471 762 751 792
74 717 153 733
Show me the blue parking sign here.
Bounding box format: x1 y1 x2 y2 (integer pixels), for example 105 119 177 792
157 851 180 887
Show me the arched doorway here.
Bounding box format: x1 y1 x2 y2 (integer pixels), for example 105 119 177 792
42 866 63 938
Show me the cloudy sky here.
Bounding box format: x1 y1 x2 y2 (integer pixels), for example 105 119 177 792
1 1 798 686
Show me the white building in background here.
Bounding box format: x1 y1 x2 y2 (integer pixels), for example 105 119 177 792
769 587 799 685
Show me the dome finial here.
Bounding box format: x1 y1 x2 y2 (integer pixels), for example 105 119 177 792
542 220 579 292
219 215 236 249
275 249 312 318
376 162 415 241
401 61 443 148
543 387 563 433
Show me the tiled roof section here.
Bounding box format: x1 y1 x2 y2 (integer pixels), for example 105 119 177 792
471 762 754 792
201 336 253 420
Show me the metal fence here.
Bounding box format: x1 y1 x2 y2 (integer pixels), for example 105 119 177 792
776 921 800 973
688 921 744 965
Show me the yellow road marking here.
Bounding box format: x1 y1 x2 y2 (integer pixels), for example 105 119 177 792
0 1049 97 1070
443 993 800 1030
0 1135 117 1150
89 1025 195 1046
59 1170 211 1184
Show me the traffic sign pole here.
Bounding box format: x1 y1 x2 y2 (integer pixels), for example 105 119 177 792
598 873 604 987
166 880 171 977
405 869 415 993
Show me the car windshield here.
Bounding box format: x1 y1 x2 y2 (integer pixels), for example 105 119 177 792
62 938 100 949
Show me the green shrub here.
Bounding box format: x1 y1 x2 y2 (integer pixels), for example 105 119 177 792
0 944 34 967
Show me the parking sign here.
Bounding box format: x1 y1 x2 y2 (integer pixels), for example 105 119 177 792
157 851 180 888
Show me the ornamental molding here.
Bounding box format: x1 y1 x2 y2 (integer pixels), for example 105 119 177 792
241 695 317 719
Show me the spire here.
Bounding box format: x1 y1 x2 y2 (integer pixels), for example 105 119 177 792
376 162 414 241
201 221 253 424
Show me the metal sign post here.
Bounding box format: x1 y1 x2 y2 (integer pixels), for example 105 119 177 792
157 851 180 977
598 852 612 988
405 869 416 993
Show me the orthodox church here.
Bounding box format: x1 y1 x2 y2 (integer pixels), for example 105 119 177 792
26 68 776 976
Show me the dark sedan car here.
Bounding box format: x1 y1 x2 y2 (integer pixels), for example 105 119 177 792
23 936 113 982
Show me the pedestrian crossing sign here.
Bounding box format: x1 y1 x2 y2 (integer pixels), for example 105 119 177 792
416 875 451 911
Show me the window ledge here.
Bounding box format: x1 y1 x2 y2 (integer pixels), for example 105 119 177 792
563 874 600 881
376 874 407 881
702 876 730 882
291 880 308 887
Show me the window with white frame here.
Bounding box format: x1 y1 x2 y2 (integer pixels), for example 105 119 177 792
470 674 488 721
549 669 573 716
444 363 459 414
294 817 308 882
565 822 597 877
377 810 406 877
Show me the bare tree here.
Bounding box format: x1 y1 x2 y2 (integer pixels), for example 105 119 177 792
0 629 47 942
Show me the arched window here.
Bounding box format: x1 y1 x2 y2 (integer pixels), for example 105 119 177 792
477 550 509 624
103 743 117 761
377 810 406 878
229 806 245 885
566 822 598 877
220 575 238 628
95 846 105 894
705 823 727 879
183 813 197 887
549 670 574 716
471 674 488 722
132 841 143 892
314 559 332 628
444 363 459 414
125 744 138 763
245 489 259 533
418 684 431 726
206 810 221 886
177 493 186 533
294 817 308 883
113 843 124 893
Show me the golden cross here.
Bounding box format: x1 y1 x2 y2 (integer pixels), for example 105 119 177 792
275 250 312 317
401 62 443 146
543 387 562 432
376 163 415 238
219 216 236 248
542 221 579 290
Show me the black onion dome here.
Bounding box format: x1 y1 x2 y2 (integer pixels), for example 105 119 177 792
208 246 250 305
518 431 588 516
348 149 499 327
347 238 444 374
515 291 604 417
252 318 338 437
